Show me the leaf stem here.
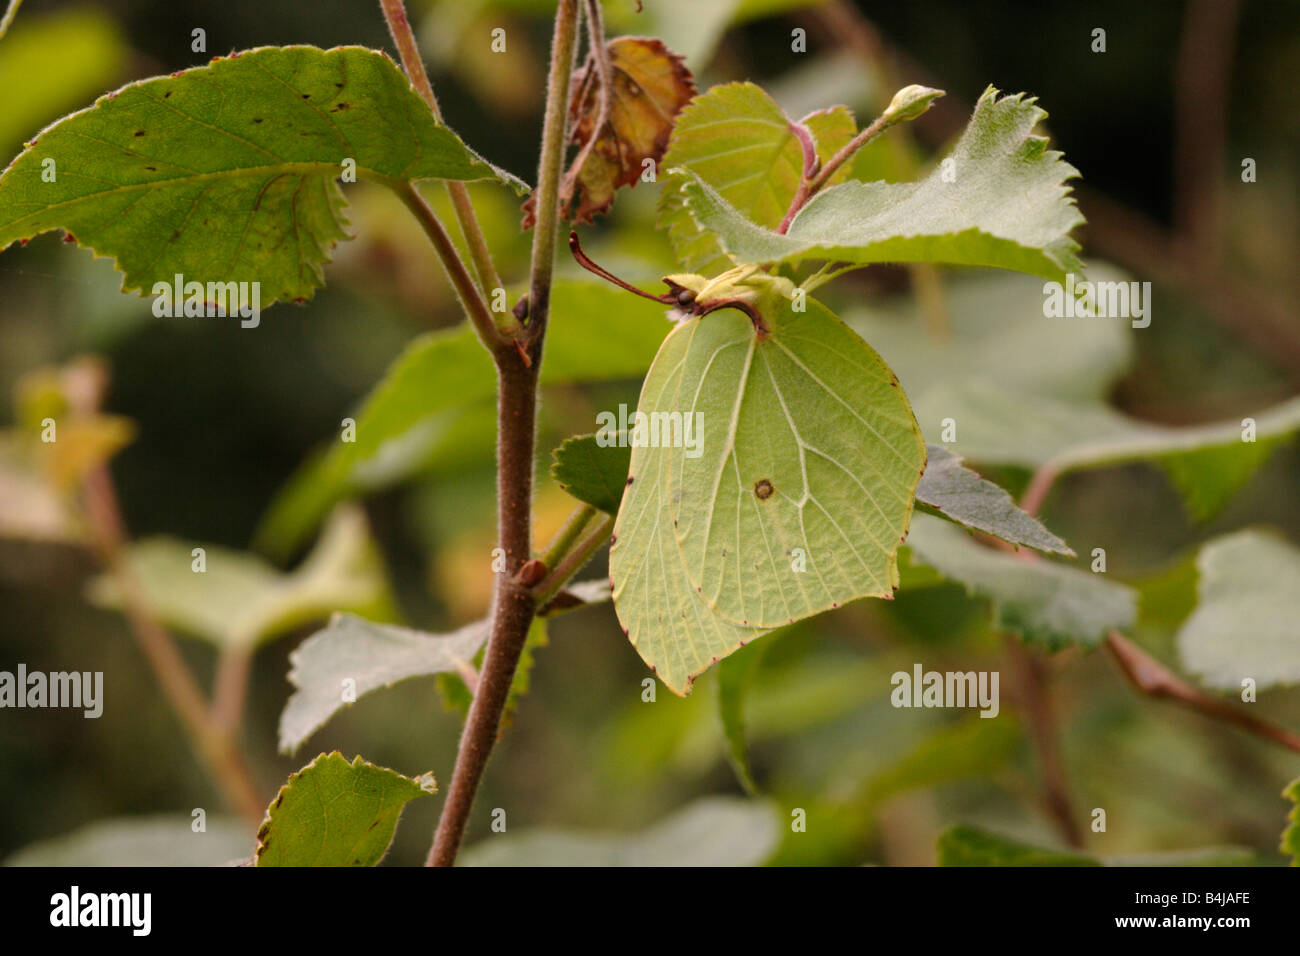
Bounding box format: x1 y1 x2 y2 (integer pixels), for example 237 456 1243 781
211 643 254 737
1003 636 1083 847
379 0 519 336
776 121 818 234
396 182 507 351
532 513 613 606
426 0 581 867
540 502 598 569
1105 631 1300 754
804 111 891 199
558 0 612 212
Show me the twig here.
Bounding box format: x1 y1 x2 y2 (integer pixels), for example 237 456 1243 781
1021 466 1300 756
1003 636 1084 847
82 468 264 825
379 0 517 335
558 0 613 211
396 182 506 352
1077 186 1300 386
1019 463 1061 519
804 112 892 199
210 643 253 737
0 0 23 42
426 0 582 867
66 361 264 824
1172 0 1241 268
1105 631 1300 753
798 0 950 337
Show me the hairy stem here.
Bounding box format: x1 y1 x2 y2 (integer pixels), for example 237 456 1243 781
804 111 891 198
379 0 518 335
396 182 505 351
427 0 581 867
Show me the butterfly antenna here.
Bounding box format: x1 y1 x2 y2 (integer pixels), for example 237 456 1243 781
568 231 677 304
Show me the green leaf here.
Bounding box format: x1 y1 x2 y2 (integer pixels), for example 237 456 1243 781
937 825 1100 867
916 444 1073 556
1177 529 1300 691
657 82 856 275
849 266 1132 406
551 433 630 514
279 613 487 754
459 797 778 866
611 275 924 694
254 279 674 559
717 643 769 795
1159 435 1289 522
904 513 1135 650
1283 776 1300 866
862 714 1022 805
0 45 525 305
89 504 395 649
255 752 435 866
907 381 1300 497
5 814 253 866
1112 847 1260 866
672 87 1083 282
604 0 824 71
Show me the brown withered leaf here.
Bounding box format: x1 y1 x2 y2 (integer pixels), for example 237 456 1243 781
524 36 694 228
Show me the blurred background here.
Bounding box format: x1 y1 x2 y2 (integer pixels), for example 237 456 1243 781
1 0 1297 865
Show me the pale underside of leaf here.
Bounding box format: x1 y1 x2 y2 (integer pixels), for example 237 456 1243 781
87 504 392 649
460 796 779 867
279 613 488 754
280 581 609 752
1177 529 1300 691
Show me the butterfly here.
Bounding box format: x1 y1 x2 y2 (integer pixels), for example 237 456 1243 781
571 233 926 694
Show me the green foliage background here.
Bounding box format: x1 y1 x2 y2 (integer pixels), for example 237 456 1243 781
1 0 1298 865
